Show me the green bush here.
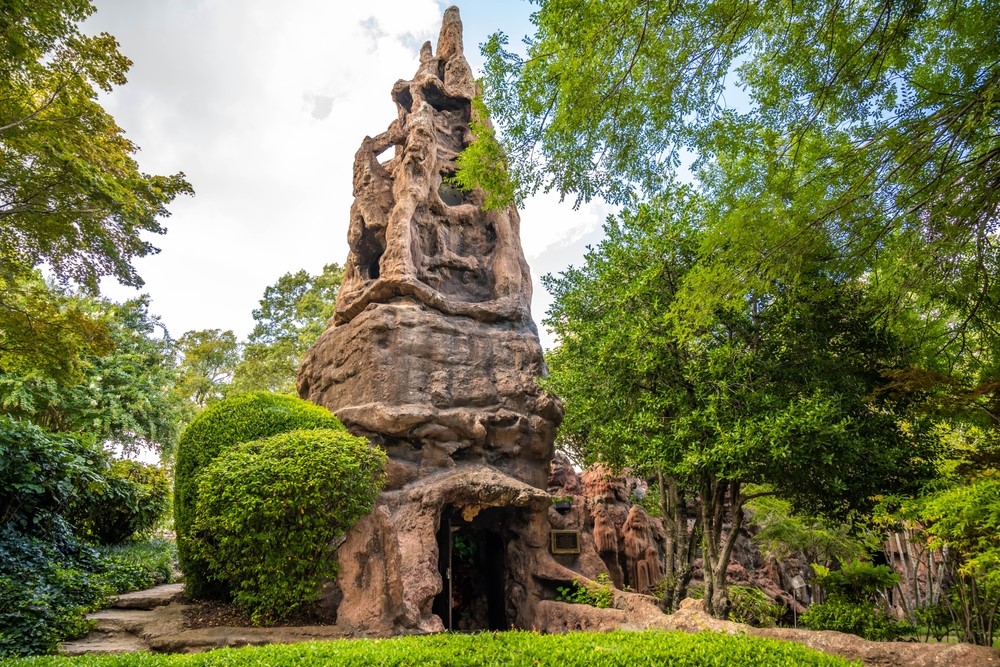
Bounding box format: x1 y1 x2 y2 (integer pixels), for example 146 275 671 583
95 538 177 595
729 585 784 627
556 573 615 608
0 523 104 658
3 629 858 666
0 418 109 657
174 392 345 599
813 560 899 604
72 460 170 545
189 428 384 624
800 597 913 641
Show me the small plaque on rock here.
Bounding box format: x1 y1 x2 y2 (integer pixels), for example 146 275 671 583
550 530 581 555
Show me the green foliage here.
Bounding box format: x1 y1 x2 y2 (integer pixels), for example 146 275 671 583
174 392 346 600
189 428 385 624
747 494 875 566
727 585 784 628
1 291 183 456
801 598 913 642
0 271 112 383
919 474 1000 645
542 195 929 617
94 538 177 595
231 263 343 395
476 1 999 346
171 329 241 413
70 460 170 545
814 561 900 605
555 573 614 609
447 95 517 210
0 416 104 531
0 523 104 658
2 629 858 666
913 602 954 643
0 0 192 292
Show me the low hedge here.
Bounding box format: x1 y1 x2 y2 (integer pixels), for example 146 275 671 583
189 428 385 624
174 392 345 599
7 629 858 666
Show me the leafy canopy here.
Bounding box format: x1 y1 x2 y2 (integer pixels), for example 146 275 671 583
0 0 192 291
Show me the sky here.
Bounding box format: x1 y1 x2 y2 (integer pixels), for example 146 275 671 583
87 0 613 350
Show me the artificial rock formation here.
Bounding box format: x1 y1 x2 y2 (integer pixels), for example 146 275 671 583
298 7 560 490
297 7 564 634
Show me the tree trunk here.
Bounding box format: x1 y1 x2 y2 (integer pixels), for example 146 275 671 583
659 471 697 612
701 478 742 620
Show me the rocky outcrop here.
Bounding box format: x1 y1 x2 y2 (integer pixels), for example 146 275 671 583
297 5 560 490
296 7 563 634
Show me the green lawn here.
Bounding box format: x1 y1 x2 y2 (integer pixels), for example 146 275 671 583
11 630 858 666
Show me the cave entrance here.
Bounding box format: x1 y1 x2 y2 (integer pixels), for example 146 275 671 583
433 505 508 631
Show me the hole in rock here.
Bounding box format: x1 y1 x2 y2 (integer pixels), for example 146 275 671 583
367 248 383 280
433 506 509 631
438 180 467 207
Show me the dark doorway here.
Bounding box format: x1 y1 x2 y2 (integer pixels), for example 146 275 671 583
432 506 509 631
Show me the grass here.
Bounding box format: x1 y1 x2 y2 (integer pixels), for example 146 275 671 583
9 629 860 666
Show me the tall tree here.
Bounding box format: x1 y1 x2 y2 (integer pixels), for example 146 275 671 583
472 0 999 353
0 0 192 291
544 194 933 617
230 263 343 394
0 285 182 455
172 330 239 413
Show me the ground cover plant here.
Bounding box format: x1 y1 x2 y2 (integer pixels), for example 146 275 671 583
4 629 859 666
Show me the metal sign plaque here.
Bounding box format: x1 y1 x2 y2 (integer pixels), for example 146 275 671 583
550 530 582 554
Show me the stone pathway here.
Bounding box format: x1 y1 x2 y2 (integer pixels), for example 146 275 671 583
61 584 186 656
60 584 350 656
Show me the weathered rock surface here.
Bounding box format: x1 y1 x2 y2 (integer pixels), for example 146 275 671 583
297 5 559 490
294 5 565 635
111 583 185 610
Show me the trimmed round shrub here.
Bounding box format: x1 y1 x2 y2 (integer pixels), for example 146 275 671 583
174 392 345 598
71 459 170 545
188 428 385 624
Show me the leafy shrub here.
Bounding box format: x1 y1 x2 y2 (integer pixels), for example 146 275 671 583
189 428 385 623
556 573 615 608
71 459 170 545
813 560 899 604
95 538 177 595
174 392 345 599
1 629 857 666
729 585 784 627
0 418 110 657
0 523 104 658
800 597 913 641
0 417 104 531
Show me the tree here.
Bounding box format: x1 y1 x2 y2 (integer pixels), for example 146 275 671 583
230 263 343 394
0 288 183 455
0 270 112 382
172 329 240 413
0 0 192 292
472 0 999 353
543 195 933 617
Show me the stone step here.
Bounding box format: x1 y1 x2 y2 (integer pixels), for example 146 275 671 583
112 583 185 610
61 634 149 656
88 608 155 635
